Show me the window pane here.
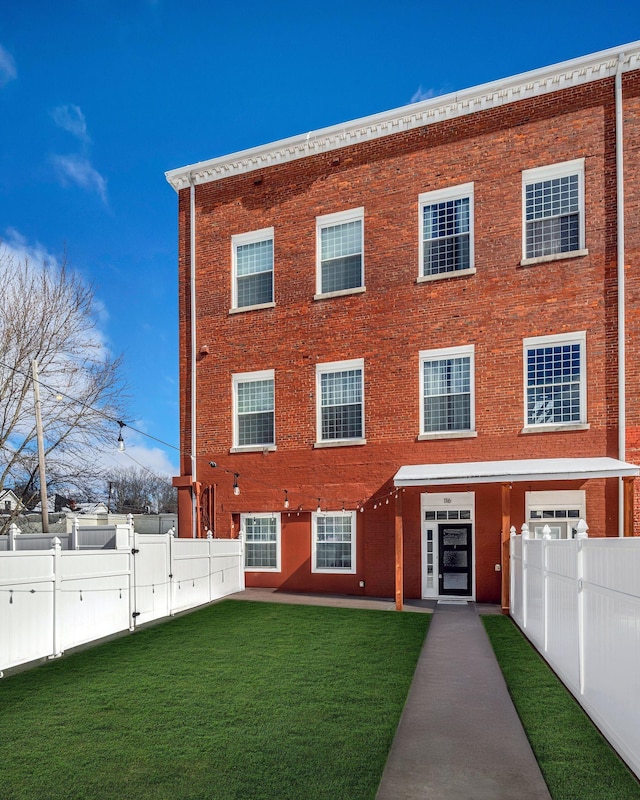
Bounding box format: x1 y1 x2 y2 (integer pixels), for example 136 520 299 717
423 357 471 432
237 379 275 445
422 197 470 275
236 238 273 307
244 517 277 568
320 219 362 293
526 343 582 424
320 369 363 439
316 515 352 569
525 174 580 258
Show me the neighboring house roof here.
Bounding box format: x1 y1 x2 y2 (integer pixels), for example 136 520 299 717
166 40 640 191
0 489 21 508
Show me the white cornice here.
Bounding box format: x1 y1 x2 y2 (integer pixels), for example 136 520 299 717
166 42 640 192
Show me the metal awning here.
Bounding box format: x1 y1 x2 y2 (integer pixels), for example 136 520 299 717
393 457 640 487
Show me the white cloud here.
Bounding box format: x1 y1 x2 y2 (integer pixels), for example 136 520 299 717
52 154 108 204
3 227 58 269
52 104 90 142
411 86 436 104
0 45 16 87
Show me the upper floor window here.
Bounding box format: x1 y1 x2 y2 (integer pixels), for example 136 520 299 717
522 160 586 263
316 359 364 445
419 345 475 437
241 513 281 571
232 227 274 310
419 184 474 280
232 370 275 450
523 332 586 429
316 208 364 298
312 511 356 573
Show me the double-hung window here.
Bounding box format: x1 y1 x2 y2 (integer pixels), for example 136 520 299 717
419 184 474 280
232 370 275 450
232 227 274 310
523 332 587 429
316 359 364 445
241 513 280 571
312 511 356 573
522 160 586 262
316 208 364 297
419 345 475 437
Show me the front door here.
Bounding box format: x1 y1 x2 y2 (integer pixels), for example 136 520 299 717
438 523 472 596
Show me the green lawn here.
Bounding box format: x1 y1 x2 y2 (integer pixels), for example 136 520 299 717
1 600 429 800
483 615 640 800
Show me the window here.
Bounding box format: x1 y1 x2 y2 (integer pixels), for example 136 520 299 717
525 491 585 539
522 160 585 262
232 228 274 310
419 346 475 436
316 359 364 445
316 208 364 297
312 511 356 573
523 332 586 428
241 513 280 571
419 184 474 279
232 370 275 450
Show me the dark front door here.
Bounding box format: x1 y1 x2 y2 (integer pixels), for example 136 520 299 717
438 524 472 596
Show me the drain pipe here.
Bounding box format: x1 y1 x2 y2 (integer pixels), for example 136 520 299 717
616 54 626 537
188 172 198 538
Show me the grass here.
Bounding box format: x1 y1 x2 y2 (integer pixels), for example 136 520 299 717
0 600 429 800
482 615 640 800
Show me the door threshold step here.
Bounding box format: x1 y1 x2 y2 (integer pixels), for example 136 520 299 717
437 599 469 605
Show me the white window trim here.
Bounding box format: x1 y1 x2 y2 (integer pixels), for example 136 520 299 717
232 369 276 451
522 331 587 432
525 490 586 540
315 208 365 299
419 345 475 437
521 159 586 266
418 183 475 282
311 510 357 574
315 358 365 446
231 227 274 312
241 512 281 572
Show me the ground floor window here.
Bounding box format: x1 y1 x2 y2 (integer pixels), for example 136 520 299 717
525 490 585 539
312 511 356 573
241 513 280 571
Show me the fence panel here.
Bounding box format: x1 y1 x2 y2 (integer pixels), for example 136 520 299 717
511 534 640 779
0 551 54 671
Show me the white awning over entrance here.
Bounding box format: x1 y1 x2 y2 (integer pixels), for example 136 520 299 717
393 457 640 487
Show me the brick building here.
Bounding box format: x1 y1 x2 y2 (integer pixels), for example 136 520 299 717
166 42 640 607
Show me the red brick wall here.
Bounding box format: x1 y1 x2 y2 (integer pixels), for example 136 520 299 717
173 73 640 600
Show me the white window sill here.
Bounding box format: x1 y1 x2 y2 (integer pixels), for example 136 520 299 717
311 568 356 575
313 438 367 449
417 430 478 441
416 267 476 283
520 423 590 434
314 286 366 301
520 249 588 267
244 567 280 573
230 445 277 453
229 301 275 315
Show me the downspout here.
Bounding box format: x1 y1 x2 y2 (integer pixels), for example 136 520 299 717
616 54 626 537
188 172 198 538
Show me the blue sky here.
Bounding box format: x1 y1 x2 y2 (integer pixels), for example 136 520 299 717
1 0 639 478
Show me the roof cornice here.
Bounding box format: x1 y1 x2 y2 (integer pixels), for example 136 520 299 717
165 41 640 192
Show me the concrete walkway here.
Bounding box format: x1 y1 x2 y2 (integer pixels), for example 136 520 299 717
228 590 550 799
376 602 551 800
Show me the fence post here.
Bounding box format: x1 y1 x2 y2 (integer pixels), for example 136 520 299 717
576 518 589 694
207 530 214 601
8 522 20 551
509 526 516 616
169 528 175 616
521 523 529 629
128 519 136 631
238 531 245 592
542 525 551 653
71 515 80 550
50 537 63 658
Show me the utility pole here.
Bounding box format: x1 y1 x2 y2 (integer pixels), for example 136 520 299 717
32 358 49 533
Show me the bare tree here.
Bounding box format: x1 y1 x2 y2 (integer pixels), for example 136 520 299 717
106 466 176 514
0 247 126 532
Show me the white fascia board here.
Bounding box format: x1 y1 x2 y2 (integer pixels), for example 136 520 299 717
166 42 640 192
393 457 640 487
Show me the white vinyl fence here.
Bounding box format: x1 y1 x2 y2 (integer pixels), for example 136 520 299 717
510 524 640 779
0 523 244 674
